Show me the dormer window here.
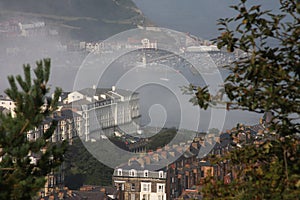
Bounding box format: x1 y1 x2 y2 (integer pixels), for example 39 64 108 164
159 171 164 178
117 168 122 176
144 170 149 177
129 169 136 177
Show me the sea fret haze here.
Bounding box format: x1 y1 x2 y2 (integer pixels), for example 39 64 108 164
0 0 264 132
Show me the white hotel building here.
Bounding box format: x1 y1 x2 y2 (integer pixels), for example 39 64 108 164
68 86 140 141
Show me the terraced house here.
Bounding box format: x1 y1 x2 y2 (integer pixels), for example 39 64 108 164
113 166 167 200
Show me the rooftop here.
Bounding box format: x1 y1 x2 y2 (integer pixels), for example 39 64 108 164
113 168 166 179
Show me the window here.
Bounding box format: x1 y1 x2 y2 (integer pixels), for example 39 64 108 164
117 183 124 191
129 169 136 177
201 170 204 177
130 193 135 200
49 177 54 187
117 168 122 176
27 133 31 141
157 183 164 193
158 195 164 200
142 194 150 200
141 182 151 192
144 170 149 177
159 171 164 178
131 183 135 191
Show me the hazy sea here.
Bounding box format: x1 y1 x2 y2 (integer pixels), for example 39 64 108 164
131 0 266 130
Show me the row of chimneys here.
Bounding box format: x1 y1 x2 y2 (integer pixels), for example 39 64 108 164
128 135 222 168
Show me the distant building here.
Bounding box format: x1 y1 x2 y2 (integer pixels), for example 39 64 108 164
0 106 10 116
112 133 203 200
141 38 157 49
0 97 16 117
164 133 234 199
111 134 199 200
18 21 46 37
185 45 220 53
69 86 140 141
26 108 81 196
42 163 65 197
113 166 167 200
0 96 79 197
67 91 85 104
26 108 80 144
166 137 212 199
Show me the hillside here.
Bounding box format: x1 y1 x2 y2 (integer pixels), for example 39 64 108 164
0 0 150 41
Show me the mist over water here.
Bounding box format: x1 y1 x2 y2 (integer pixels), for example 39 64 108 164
0 0 273 131
130 0 273 129
0 32 262 131
0 33 84 92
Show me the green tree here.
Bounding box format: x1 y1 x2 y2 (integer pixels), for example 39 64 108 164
0 59 66 199
186 0 300 199
64 138 114 189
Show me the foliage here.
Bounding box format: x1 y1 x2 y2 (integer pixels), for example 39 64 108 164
204 136 300 199
187 0 300 199
64 139 113 189
144 127 198 151
0 59 66 199
183 85 211 109
145 128 177 151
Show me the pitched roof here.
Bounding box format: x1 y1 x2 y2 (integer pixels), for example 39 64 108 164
79 88 110 97
65 98 92 108
109 89 137 97
60 91 70 101
79 88 138 99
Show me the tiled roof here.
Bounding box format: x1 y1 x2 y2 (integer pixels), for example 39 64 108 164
113 167 166 179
